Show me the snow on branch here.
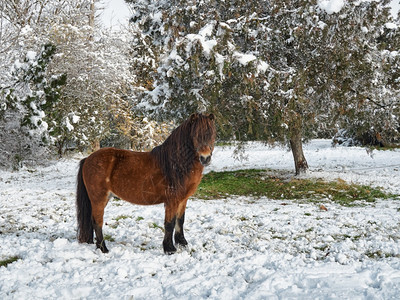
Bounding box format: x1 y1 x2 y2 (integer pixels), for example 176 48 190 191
318 0 345 14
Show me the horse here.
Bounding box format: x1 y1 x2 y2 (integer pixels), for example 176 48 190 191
76 113 216 254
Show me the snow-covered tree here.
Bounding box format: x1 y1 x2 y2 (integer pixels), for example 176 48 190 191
0 0 134 166
0 0 65 167
46 20 133 154
127 0 312 173
127 0 400 174
127 0 272 136
315 0 399 146
0 43 64 169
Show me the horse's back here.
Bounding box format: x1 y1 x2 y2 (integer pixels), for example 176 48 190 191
83 147 167 205
84 147 152 171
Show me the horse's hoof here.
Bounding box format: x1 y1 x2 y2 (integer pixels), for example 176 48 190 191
177 240 188 247
175 235 188 247
163 245 177 255
97 243 109 253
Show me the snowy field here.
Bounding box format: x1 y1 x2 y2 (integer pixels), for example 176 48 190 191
1 140 400 299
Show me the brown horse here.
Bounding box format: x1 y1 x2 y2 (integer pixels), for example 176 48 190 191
76 113 216 254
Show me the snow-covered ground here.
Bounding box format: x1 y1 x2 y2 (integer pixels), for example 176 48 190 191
0 140 399 299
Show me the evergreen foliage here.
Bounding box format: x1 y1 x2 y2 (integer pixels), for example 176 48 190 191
127 0 400 173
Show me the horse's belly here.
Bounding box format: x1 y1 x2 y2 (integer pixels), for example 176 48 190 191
110 178 167 206
125 191 166 205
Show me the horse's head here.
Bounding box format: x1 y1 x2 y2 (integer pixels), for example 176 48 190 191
190 113 216 167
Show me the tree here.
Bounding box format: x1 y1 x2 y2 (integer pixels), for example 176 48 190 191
127 0 311 174
127 0 399 174
0 0 63 167
316 0 400 146
0 0 134 167
127 1 271 129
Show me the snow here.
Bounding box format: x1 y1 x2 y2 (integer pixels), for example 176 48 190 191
65 117 74 131
390 0 400 18
71 114 80 124
20 25 33 36
257 61 269 73
361 26 369 33
318 20 327 30
1 140 400 299
26 51 37 62
318 0 345 14
186 23 218 56
199 23 214 37
385 22 398 30
234 52 257 66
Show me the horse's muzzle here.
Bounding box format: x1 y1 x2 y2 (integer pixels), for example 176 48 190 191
200 154 212 166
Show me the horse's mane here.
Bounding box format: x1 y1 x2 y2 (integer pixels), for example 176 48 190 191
150 113 215 197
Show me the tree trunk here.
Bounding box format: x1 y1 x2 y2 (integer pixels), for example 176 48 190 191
89 0 95 28
91 139 100 152
289 126 308 175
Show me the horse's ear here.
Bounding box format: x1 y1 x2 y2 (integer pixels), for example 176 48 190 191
190 113 199 123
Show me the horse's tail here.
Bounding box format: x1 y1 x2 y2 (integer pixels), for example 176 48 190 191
76 158 93 243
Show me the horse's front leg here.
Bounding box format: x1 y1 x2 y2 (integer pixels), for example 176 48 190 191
163 200 181 254
163 211 177 255
163 198 189 254
174 198 188 247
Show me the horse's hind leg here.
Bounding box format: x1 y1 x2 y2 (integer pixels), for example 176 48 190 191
91 196 109 253
93 218 109 253
174 198 188 247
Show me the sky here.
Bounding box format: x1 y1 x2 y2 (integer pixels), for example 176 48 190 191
98 0 130 29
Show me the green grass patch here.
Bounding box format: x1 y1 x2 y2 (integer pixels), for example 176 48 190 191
150 222 164 231
195 169 399 206
114 215 130 222
104 234 115 242
0 256 20 268
215 141 235 147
